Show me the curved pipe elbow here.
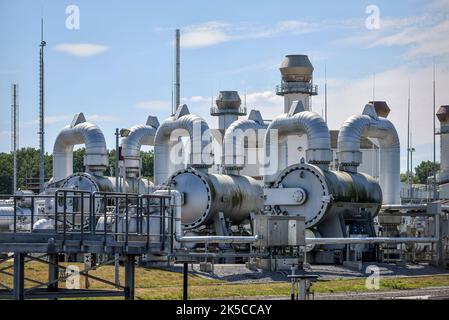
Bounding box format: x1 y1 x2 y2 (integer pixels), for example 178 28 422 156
264 111 332 181
120 124 157 177
154 114 212 185
223 118 267 171
53 121 108 182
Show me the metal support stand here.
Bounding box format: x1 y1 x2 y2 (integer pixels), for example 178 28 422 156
13 253 25 300
183 262 188 301
115 253 121 288
124 255 135 300
48 254 59 292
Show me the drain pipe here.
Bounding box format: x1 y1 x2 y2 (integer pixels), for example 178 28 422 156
154 190 259 244
264 101 333 184
223 109 267 174
53 113 108 182
337 104 400 204
154 105 212 185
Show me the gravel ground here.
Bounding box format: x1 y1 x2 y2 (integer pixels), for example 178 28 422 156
165 262 449 283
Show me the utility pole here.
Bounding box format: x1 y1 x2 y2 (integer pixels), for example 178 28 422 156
38 18 46 192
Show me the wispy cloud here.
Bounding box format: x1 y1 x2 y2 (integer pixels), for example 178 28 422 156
54 43 110 57
180 20 316 48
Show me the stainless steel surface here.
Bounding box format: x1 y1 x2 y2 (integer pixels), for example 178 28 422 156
253 215 306 247
215 91 241 110
337 104 400 204
279 55 314 82
269 163 382 228
177 235 259 244
154 106 212 185
223 110 267 171
264 110 333 183
120 116 159 178
0 207 32 230
169 168 264 229
53 113 108 182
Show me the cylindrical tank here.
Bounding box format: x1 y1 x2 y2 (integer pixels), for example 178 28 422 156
270 163 382 228
169 168 264 229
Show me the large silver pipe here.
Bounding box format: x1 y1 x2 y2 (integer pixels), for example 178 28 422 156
154 105 212 185
306 237 438 245
154 190 259 244
120 116 159 178
264 107 332 184
337 107 400 204
0 207 32 230
53 113 108 182
223 110 267 172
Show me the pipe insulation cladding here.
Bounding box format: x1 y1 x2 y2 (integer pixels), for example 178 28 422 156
337 105 400 204
52 113 108 182
154 105 212 185
267 163 382 228
169 168 264 229
264 103 333 184
120 116 159 178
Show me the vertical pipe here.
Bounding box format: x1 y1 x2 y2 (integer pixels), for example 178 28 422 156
48 253 59 294
407 80 411 199
183 262 188 300
324 64 327 124
433 60 437 199
13 253 25 300
124 255 135 300
11 84 18 194
39 18 46 193
115 128 120 193
175 29 180 114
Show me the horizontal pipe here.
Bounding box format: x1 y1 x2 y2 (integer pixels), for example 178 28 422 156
176 235 259 244
306 237 438 245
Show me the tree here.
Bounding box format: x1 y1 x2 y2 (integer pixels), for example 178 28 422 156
141 150 154 180
414 160 440 184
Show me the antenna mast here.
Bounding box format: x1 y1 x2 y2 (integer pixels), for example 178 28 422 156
407 80 411 197
38 18 46 192
11 84 18 194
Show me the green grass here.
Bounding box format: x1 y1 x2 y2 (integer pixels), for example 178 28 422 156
1 261 449 299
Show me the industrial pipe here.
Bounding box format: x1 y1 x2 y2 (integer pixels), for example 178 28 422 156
264 106 333 184
337 106 400 204
306 237 438 245
223 110 267 172
53 113 108 182
154 105 212 185
153 190 259 244
120 116 159 178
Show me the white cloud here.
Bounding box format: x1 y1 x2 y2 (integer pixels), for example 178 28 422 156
180 20 316 48
54 43 110 57
86 114 118 122
22 115 73 127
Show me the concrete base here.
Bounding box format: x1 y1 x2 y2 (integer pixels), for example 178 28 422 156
256 257 302 271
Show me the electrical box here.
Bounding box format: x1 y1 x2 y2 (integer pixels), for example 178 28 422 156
254 215 305 247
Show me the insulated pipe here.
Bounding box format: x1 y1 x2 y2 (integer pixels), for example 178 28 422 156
264 110 333 184
223 115 267 171
337 111 400 204
306 237 438 245
153 190 259 244
53 114 108 182
121 122 158 178
154 112 212 185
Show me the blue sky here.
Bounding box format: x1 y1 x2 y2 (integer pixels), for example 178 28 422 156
1 0 449 172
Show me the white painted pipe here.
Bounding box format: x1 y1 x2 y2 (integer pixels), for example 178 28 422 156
53 113 108 182
264 108 333 183
305 237 438 245
154 107 212 185
337 109 400 204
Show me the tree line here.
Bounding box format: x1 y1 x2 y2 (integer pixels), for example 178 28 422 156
0 147 154 194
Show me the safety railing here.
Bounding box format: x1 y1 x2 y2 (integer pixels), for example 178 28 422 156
0 190 176 254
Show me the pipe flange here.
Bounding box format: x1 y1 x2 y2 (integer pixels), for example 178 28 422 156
272 163 330 227
170 168 213 230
